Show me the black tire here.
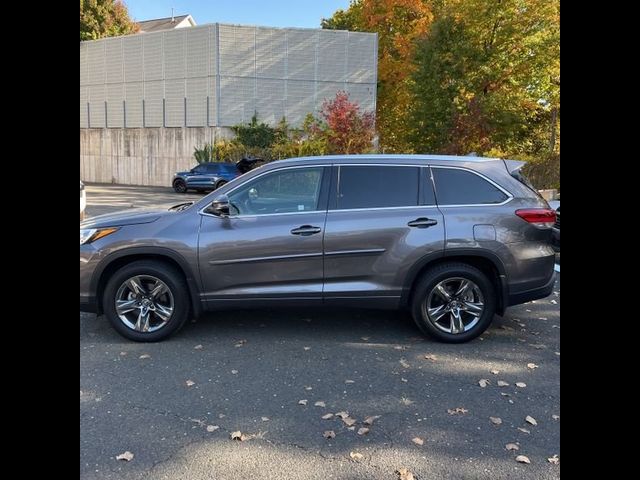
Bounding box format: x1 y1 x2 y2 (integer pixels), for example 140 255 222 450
215 180 228 190
173 179 187 193
410 262 496 343
103 260 191 342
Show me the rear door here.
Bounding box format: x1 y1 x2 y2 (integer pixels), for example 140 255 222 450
322 164 445 305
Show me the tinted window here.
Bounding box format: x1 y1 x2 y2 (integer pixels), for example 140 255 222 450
209 163 237 174
433 168 508 205
192 165 207 173
228 167 323 215
337 166 419 209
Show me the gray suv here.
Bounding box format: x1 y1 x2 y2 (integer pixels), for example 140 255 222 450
80 155 556 343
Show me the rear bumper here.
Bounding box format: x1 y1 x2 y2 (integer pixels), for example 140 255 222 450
507 271 556 306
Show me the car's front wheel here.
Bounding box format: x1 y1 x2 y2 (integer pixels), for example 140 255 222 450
173 179 187 193
215 180 228 190
103 260 190 342
411 262 496 343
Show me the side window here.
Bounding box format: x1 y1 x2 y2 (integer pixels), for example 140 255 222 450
227 167 324 216
206 164 220 173
337 166 419 209
432 168 508 205
192 165 207 173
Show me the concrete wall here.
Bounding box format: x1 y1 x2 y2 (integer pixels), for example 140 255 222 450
80 127 233 186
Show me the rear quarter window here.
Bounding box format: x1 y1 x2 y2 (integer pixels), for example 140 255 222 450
432 168 508 205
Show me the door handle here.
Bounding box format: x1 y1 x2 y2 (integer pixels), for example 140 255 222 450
408 218 438 228
290 225 322 236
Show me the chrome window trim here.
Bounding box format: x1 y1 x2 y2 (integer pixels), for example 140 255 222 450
199 164 330 219
430 165 513 207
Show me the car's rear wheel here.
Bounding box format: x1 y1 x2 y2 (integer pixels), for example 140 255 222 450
411 262 495 343
103 260 190 342
173 179 187 193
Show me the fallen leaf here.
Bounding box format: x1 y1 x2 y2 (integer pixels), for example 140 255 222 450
412 437 424 446
261 417 269 422
322 413 334 420
363 415 381 426
497 381 510 387
525 415 537 426
555 352 560 356
552 325 560 328
185 380 195 387
345 380 355 384
230 431 253 441
194 345 203 350
119 352 127 356
231 370 238 375
393 346 406 350
401 378 408 383
116 451 134 462
478 379 490 388
348 426 356 431
550 299 557 304
313 401 326 408
206 425 219 432
500 325 514 331
234 339 247 348
349 451 364 461
401 398 414 406
298 399 308 406
424 354 438 361
490 417 503 425
518 427 530 434
552 414 560 420
396 468 415 480
361 337 370 341
515 382 527 388
490 369 500 375
219 414 226 418
505 443 519 451
303 346 311 351
342 417 357 427
538 317 548 320
139 354 151 359
400 359 410 368
527 363 539 370
447 407 468 415
548 454 559 464
500 393 510 397
335 411 349 419
528 344 546 349
357 427 369 435
323 430 336 439
304 386 313 391
516 455 531 464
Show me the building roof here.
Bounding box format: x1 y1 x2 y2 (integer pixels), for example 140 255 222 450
137 15 196 33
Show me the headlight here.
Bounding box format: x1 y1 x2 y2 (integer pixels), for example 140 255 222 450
80 227 119 245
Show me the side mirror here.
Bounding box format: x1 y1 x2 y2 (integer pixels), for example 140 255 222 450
207 194 230 217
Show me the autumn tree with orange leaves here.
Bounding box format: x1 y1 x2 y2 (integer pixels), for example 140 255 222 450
323 0 433 153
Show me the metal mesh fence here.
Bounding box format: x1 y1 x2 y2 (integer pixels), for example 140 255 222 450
80 23 377 129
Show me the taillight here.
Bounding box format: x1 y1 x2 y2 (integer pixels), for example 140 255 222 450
515 208 556 228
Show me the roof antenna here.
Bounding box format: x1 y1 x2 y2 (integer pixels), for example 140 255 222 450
171 8 175 23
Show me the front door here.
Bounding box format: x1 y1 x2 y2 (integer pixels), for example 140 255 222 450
197 165 330 307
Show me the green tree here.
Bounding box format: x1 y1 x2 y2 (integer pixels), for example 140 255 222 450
409 0 560 164
80 0 139 41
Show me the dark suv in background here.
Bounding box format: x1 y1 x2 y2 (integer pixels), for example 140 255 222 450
172 158 259 193
81 155 556 343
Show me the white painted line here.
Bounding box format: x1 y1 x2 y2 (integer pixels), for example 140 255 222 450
554 264 560 273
